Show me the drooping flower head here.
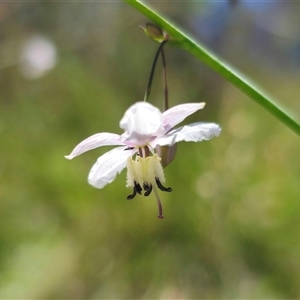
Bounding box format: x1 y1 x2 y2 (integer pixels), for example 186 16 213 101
65 102 221 218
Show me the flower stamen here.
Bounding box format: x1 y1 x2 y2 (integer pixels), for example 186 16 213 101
127 189 136 200
135 181 143 195
155 177 172 192
143 183 153 196
127 181 142 200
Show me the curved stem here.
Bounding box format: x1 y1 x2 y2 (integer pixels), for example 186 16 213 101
161 47 168 111
144 40 168 102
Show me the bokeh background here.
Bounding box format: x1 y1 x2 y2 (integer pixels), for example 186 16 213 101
1 1 300 299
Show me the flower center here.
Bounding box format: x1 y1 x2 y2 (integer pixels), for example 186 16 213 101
126 146 172 219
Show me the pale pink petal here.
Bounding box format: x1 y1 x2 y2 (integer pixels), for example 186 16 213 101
162 103 206 133
65 132 123 160
88 146 132 188
150 122 221 147
120 102 165 146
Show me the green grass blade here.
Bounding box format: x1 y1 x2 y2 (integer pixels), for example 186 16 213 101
124 0 300 136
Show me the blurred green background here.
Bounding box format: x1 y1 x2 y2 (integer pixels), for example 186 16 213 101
1 1 300 299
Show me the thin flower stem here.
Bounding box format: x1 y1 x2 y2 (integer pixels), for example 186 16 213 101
161 47 169 111
144 40 168 102
153 186 164 219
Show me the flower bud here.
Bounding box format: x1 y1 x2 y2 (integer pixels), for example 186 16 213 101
139 23 168 43
155 144 177 167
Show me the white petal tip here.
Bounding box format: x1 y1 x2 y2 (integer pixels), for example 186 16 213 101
88 180 107 189
64 155 73 160
88 181 104 189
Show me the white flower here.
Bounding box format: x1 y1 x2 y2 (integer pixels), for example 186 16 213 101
65 101 221 218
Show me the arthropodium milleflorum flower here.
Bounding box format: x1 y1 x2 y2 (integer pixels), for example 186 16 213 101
65 102 221 218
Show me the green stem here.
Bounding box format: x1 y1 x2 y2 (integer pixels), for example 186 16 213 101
124 0 300 137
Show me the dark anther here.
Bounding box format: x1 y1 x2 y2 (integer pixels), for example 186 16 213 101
143 183 153 196
127 182 142 200
124 147 134 151
134 182 142 195
155 178 172 192
127 188 136 200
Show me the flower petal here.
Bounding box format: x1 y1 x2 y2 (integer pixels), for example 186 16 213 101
88 146 131 188
150 122 221 147
65 133 123 160
162 103 206 133
120 102 165 146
